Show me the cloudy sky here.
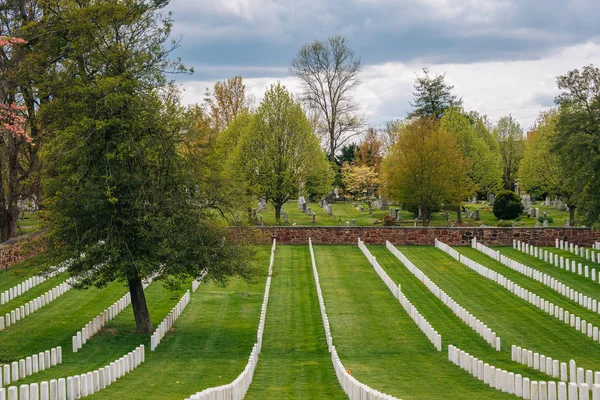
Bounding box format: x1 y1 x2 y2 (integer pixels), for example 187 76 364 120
165 0 600 132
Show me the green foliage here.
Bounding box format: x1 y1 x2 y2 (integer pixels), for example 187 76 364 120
342 164 379 213
494 116 525 190
382 117 471 226
553 65 600 225
441 107 502 195
538 216 554 223
230 83 332 222
518 110 562 198
410 68 462 119
335 143 358 166
492 190 524 220
497 220 514 227
40 0 258 332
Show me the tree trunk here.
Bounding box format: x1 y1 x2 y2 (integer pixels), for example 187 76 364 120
422 206 430 227
128 273 154 334
7 136 20 238
569 206 576 227
329 131 336 162
275 204 282 224
456 205 462 223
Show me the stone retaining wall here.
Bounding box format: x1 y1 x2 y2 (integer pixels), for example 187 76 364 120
0 233 45 271
230 227 600 246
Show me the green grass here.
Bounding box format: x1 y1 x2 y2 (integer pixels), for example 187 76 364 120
396 246 600 372
257 201 571 227
245 245 346 399
0 254 59 293
0 280 130 362
456 247 600 328
495 247 600 303
313 245 515 399
367 245 548 381
0 272 68 316
539 246 600 268
3 248 270 399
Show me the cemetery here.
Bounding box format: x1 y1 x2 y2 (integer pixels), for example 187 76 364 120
2 1 600 399
2 233 600 399
255 196 571 228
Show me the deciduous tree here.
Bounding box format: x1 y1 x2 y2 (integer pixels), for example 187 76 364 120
231 83 331 222
381 117 471 226
553 64 600 225
43 0 257 334
290 35 364 162
342 164 379 214
494 115 525 191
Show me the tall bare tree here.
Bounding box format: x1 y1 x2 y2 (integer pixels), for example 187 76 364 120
205 76 248 132
290 35 363 162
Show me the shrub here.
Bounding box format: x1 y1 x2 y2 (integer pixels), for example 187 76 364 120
538 216 554 223
493 191 524 220
383 215 396 226
498 220 514 227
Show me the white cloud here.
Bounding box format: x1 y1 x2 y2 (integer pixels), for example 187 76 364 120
179 41 600 132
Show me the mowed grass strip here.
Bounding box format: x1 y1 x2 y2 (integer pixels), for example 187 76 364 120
0 272 68 316
541 247 600 268
0 280 129 362
0 254 60 293
313 245 514 400
245 245 346 400
17 247 271 398
92 277 269 399
368 245 548 381
398 246 600 373
493 247 600 309
456 247 600 329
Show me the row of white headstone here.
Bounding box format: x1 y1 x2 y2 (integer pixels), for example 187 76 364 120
484 240 600 315
1 348 62 387
511 344 600 387
0 281 72 332
72 292 130 352
558 240 600 264
517 240 599 284
387 240 500 351
72 277 154 353
150 290 191 352
311 239 399 400
185 239 277 400
437 239 600 342
449 344 600 400
0 264 68 305
0 345 144 400
357 238 442 351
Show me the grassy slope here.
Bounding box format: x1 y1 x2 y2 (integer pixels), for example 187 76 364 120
313 245 514 400
397 246 600 373
246 245 346 399
456 247 600 329
540 247 600 268
0 273 68 316
368 245 548 381
4 249 270 400
0 254 59 293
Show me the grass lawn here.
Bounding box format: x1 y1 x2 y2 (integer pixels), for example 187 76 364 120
539 246 600 268
495 247 600 304
2 248 271 399
245 245 346 399
257 201 571 227
0 254 58 293
396 246 600 373
367 245 548 381
313 245 514 399
0 272 68 316
455 247 600 328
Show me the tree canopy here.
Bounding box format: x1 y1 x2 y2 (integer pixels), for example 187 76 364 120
229 83 332 222
410 68 462 119
381 117 471 226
